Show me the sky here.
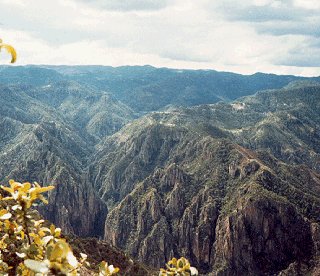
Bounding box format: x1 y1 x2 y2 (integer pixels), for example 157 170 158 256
0 0 319 76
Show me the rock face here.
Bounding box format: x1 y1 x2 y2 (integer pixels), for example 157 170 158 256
101 83 320 274
214 186 313 275
0 116 108 236
103 138 320 274
89 120 188 209
105 163 220 270
0 83 119 236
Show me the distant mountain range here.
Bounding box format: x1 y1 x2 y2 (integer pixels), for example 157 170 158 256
2 65 320 112
0 65 319 275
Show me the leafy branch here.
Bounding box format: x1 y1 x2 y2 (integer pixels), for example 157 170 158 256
0 38 17 63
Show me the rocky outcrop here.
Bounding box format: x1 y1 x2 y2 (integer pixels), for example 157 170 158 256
104 164 220 271
105 165 182 267
214 184 313 275
0 116 108 237
178 187 219 271
89 122 187 209
103 137 320 275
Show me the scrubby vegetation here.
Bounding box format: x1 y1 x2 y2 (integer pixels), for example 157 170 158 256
0 180 197 275
159 257 198 276
0 180 119 275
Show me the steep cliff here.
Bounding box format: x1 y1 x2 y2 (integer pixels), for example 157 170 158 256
103 137 320 274
214 183 313 275
0 117 107 236
99 83 320 274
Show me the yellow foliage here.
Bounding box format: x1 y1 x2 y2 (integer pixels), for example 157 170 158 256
159 257 198 276
0 179 197 275
98 261 120 276
0 39 17 63
0 180 119 275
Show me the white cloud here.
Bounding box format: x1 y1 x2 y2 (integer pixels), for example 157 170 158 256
0 0 26 7
76 0 172 11
294 0 320 9
0 0 319 76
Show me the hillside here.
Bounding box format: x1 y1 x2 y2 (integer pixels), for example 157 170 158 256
2 65 320 113
0 66 320 274
0 80 134 236
92 82 320 274
49 65 320 112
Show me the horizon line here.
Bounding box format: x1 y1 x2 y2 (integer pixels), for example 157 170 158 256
1 64 319 78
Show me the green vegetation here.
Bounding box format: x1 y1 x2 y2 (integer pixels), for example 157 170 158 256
0 180 197 275
0 180 119 275
159 257 198 275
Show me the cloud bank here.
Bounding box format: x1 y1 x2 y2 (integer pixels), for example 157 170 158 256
0 0 319 76
77 0 172 11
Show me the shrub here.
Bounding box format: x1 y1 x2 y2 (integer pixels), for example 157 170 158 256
159 257 198 276
0 180 198 275
0 180 119 275
0 39 17 63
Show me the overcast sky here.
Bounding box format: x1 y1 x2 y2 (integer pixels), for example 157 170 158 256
0 0 319 76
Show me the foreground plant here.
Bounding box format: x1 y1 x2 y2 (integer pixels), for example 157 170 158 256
0 180 119 275
0 179 196 275
0 39 17 63
159 257 198 276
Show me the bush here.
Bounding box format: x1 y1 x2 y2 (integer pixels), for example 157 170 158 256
0 180 198 275
0 39 17 63
0 180 119 275
159 257 198 276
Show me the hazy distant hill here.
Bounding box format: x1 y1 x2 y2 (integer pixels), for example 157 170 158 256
2 65 319 112
48 65 320 112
